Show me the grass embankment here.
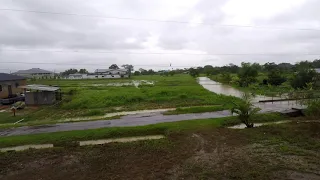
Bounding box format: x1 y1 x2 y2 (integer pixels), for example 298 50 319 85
0 74 240 125
163 105 229 115
1 115 319 179
0 113 285 148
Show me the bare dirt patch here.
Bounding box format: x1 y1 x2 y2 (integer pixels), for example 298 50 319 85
0 124 319 180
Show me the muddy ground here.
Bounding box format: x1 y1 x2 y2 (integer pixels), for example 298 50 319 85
1 122 319 180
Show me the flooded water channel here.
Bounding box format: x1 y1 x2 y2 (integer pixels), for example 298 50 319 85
197 77 304 109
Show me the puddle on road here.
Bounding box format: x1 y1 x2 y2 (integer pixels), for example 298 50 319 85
0 144 54 152
79 135 165 146
229 120 291 129
103 108 175 118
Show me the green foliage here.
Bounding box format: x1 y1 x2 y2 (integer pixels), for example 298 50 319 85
221 73 232 83
238 63 258 87
62 68 78 76
189 68 199 78
305 99 320 117
267 70 287 86
79 69 88 74
290 68 316 89
133 71 141 76
231 93 261 128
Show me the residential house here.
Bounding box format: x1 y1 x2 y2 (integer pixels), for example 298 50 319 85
13 68 54 79
0 73 26 99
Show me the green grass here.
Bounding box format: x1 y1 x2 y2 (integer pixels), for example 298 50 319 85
0 74 241 125
0 113 286 148
163 105 228 115
0 113 22 124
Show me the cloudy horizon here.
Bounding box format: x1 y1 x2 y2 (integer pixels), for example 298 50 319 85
1 0 320 73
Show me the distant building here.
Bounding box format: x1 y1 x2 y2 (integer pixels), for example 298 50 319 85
0 73 26 99
67 69 129 79
13 68 54 79
315 68 320 73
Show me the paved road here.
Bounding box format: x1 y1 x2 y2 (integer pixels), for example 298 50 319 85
0 103 299 137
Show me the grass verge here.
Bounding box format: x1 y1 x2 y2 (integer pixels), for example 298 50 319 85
163 105 228 115
0 113 286 148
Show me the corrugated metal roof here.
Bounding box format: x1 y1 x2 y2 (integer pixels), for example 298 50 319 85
18 84 60 91
0 73 26 81
13 68 53 74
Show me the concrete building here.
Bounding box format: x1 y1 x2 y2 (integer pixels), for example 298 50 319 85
13 68 54 79
19 84 61 105
67 69 129 79
0 73 26 99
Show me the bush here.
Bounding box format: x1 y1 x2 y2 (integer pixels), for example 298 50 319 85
268 70 286 86
305 100 320 117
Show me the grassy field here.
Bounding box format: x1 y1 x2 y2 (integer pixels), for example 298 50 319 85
0 74 239 125
1 115 319 179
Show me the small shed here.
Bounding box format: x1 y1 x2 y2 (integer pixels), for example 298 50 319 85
19 84 61 105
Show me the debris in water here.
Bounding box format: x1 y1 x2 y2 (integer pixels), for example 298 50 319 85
0 144 54 152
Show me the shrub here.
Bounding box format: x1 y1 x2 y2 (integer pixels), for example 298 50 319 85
305 100 320 117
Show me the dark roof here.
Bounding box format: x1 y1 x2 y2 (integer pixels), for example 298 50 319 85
13 68 53 74
0 73 26 81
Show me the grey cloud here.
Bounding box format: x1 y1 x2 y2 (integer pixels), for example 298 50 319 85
1 0 320 72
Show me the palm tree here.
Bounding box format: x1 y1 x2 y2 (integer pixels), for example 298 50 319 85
231 92 261 128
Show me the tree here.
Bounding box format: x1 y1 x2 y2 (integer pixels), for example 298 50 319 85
238 63 258 87
290 68 316 89
204 65 214 76
122 64 134 77
79 69 88 74
231 93 261 128
189 68 199 78
169 71 175 76
62 68 78 76
133 71 141 76
267 70 286 86
109 64 120 69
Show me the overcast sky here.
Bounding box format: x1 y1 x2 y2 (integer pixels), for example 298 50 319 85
1 0 320 73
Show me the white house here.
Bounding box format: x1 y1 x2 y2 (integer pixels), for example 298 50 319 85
67 69 129 79
13 68 54 79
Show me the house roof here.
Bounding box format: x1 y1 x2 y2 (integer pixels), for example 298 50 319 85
315 68 320 73
18 84 60 91
13 68 53 74
95 69 127 73
0 73 26 81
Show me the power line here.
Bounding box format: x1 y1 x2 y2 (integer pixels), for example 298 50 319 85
1 8 320 31
1 48 320 56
